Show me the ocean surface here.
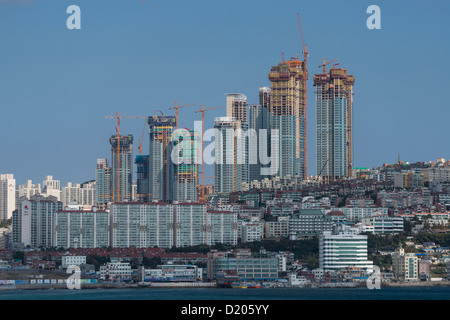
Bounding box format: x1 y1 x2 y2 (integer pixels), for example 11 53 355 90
0 286 449 300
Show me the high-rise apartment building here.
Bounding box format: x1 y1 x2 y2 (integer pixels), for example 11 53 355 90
268 57 308 180
111 203 174 248
314 66 355 182
214 117 248 193
14 195 63 248
111 203 238 248
0 174 16 222
55 208 110 249
15 180 41 210
96 159 112 205
61 181 97 208
147 116 176 202
110 135 134 203
248 87 271 183
135 155 150 202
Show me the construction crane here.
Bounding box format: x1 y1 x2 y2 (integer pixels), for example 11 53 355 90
195 105 221 202
298 12 309 179
169 102 196 129
319 58 338 74
297 12 309 65
137 117 148 156
105 112 147 202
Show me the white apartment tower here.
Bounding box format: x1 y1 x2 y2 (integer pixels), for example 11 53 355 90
0 174 16 222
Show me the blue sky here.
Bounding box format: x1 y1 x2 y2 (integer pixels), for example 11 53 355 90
1 0 449 185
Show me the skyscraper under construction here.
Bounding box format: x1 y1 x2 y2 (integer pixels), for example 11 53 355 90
148 115 176 202
314 65 355 182
110 134 134 203
268 56 308 180
170 128 200 202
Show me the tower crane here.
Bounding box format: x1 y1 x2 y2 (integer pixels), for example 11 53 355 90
298 12 309 178
105 112 147 202
169 102 196 129
319 58 338 74
138 117 148 156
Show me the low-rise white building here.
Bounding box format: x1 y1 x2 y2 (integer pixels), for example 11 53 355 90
100 262 132 281
362 214 404 234
327 206 388 222
140 264 202 282
319 231 373 273
62 255 87 269
240 219 264 243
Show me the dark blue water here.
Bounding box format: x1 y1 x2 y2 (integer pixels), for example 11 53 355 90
0 287 449 300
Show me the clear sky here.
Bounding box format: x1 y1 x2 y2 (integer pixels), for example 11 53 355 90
1 0 449 186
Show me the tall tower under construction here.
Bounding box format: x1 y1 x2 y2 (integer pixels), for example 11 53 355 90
314 65 355 182
268 57 308 180
170 128 200 202
148 115 177 202
226 93 248 124
110 134 134 203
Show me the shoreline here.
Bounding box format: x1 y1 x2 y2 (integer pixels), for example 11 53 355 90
2 281 450 291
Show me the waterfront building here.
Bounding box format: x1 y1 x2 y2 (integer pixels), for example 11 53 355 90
392 247 418 282
319 231 373 273
140 264 202 282
99 262 132 281
61 255 87 269
208 249 279 281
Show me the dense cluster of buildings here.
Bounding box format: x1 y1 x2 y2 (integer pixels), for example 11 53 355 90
1 52 450 287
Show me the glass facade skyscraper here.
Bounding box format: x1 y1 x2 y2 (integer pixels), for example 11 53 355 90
268 58 308 180
314 67 355 182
